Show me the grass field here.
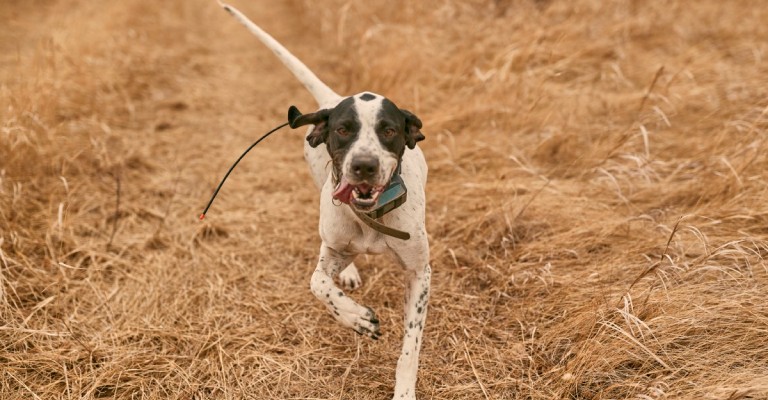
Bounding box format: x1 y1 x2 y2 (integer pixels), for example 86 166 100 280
2 0 768 398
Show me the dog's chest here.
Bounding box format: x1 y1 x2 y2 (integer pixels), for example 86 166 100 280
344 230 390 255
322 218 390 255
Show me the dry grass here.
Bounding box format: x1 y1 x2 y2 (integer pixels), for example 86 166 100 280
2 0 768 398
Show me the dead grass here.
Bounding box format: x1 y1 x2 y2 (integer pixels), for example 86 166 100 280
2 0 768 398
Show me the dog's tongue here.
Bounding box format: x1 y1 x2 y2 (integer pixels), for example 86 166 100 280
333 178 354 204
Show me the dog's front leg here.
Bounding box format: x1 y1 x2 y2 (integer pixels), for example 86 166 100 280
310 244 381 339
394 260 431 399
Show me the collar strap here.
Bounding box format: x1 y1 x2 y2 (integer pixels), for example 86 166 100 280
352 209 411 240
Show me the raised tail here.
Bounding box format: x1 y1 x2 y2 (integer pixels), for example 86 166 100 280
218 1 341 105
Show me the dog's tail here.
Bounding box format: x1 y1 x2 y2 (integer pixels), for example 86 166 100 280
219 1 340 105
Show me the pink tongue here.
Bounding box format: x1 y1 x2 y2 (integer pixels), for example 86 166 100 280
357 183 371 194
332 178 354 204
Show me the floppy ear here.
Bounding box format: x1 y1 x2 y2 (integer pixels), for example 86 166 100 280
288 105 330 148
400 109 425 149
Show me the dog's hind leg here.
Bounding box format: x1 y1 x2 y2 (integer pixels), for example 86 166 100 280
310 244 381 339
338 262 362 291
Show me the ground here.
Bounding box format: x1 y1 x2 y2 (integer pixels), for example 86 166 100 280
1 0 767 399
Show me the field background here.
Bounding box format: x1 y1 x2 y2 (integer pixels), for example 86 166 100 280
2 0 768 399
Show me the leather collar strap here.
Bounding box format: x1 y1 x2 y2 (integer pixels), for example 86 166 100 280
352 209 411 240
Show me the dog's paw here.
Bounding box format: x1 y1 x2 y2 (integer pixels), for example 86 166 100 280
338 263 362 291
331 303 381 340
352 306 381 340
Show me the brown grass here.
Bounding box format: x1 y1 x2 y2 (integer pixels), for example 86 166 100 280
2 0 768 398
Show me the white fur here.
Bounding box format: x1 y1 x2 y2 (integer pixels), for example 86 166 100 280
221 4 431 399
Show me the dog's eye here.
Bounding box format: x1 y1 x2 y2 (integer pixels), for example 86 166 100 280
336 127 349 136
383 128 396 138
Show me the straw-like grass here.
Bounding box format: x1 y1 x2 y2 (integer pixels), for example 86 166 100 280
2 0 767 398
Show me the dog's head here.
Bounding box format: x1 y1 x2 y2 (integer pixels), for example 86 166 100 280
290 92 424 210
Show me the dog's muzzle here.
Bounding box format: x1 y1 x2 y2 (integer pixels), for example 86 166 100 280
333 156 394 210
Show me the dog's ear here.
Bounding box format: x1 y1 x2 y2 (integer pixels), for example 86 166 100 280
401 109 425 149
288 106 330 148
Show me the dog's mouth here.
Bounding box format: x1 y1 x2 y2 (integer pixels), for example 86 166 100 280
333 178 385 210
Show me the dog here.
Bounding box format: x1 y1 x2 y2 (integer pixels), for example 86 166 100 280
219 3 431 399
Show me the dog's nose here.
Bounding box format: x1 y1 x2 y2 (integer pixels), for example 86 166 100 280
351 156 379 180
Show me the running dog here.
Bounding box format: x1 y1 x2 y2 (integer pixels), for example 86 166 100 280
220 3 431 398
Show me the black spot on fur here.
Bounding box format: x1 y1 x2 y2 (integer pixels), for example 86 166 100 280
360 93 376 101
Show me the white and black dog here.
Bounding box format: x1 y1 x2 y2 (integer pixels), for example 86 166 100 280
219 3 431 398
